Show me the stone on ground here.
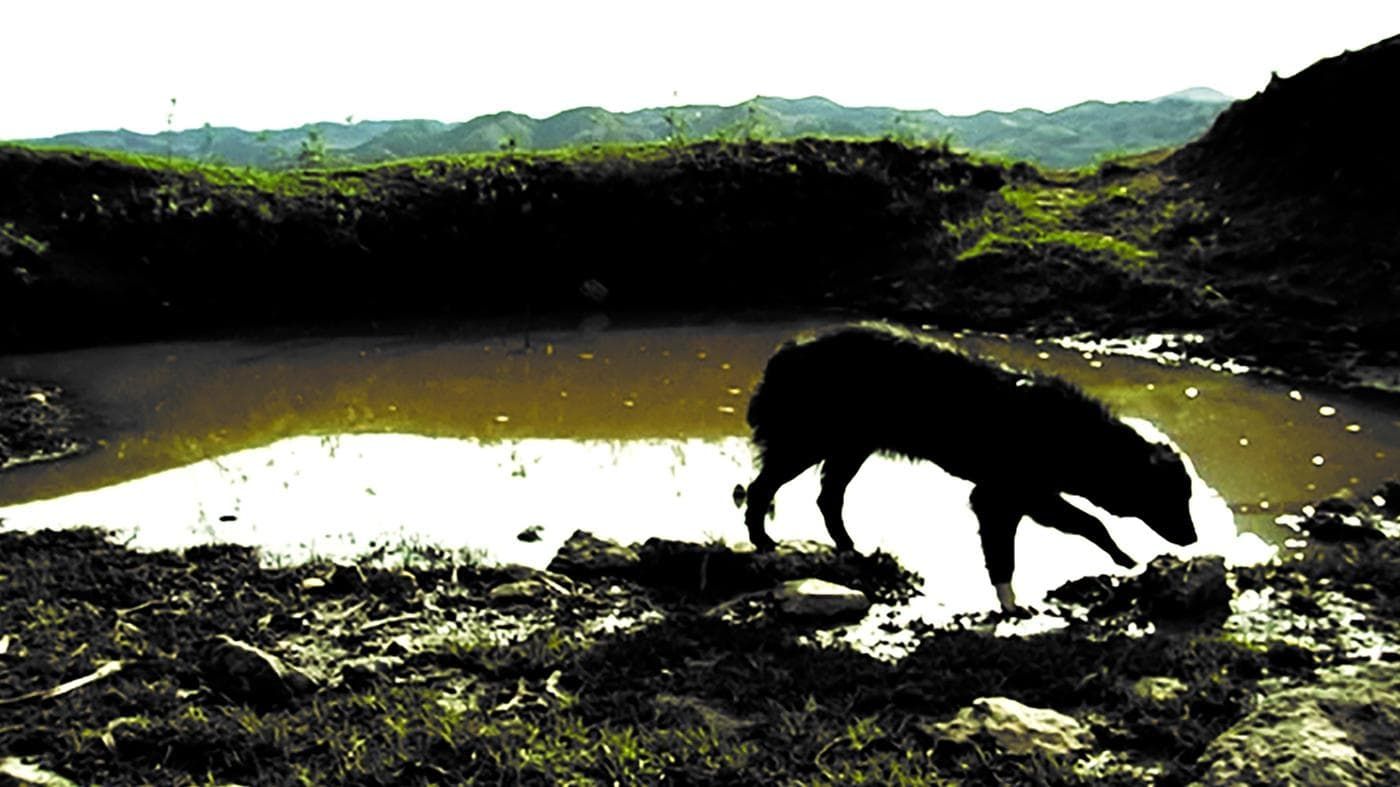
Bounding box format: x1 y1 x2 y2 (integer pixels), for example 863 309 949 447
200 634 320 708
546 530 640 578
924 696 1095 757
1193 663 1400 786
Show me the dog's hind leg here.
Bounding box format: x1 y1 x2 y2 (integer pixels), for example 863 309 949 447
744 449 817 551
817 451 869 552
1027 494 1136 569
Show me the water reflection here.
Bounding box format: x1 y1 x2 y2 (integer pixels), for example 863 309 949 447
0 427 1268 615
1 322 1397 614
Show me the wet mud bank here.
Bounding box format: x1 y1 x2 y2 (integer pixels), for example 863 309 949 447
0 378 86 471
2 486 1397 785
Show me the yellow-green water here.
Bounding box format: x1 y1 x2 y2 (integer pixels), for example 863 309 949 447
1 321 1395 614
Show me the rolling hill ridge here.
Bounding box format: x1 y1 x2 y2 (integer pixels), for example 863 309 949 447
20 89 1233 170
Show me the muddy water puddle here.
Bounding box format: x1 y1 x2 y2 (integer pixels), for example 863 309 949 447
2 321 1397 615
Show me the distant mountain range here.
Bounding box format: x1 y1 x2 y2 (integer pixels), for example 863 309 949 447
18 88 1234 170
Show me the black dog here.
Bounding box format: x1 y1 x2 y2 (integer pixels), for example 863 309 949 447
741 322 1198 609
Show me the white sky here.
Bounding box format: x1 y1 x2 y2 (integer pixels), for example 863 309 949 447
4 0 1398 139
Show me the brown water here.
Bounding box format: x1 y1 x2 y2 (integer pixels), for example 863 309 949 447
1 320 1396 613
0 324 779 501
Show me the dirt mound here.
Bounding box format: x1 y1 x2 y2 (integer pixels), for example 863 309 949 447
0 140 1002 351
1171 34 1400 202
1154 35 1400 376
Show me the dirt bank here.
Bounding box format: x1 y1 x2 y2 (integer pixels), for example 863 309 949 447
1163 34 1400 389
0 138 1000 351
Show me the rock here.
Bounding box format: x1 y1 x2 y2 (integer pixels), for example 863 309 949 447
299 576 328 592
631 538 918 604
634 538 764 597
924 696 1095 757
453 564 480 585
546 530 640 579
489 579 552 603
1135 555 1231 623
200 635 320 708
337 655 403 688
1302 511 1385 543
1194 663 1400 786
479 563 541 582
706 578 870 623
367 569 419 597
774 578 870 620
1316 493 1359 515
327 562 366 593
1132 675 1189 704
381 634 417 658
1377 480 1400 515
0 756 79 787
655 694 755 735
1058 556 1231 623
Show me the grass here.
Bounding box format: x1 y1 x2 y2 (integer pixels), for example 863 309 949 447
951 177 1167 269
11 126 957 194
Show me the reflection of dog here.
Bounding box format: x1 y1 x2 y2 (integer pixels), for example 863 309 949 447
740 322 1198 610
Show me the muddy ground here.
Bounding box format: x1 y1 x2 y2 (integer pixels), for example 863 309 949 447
1 490 1397 785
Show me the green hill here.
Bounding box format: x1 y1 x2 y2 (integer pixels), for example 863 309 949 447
16 90 1233 170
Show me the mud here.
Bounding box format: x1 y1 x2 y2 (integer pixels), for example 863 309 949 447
0 378 85 470
2 483 1396 785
